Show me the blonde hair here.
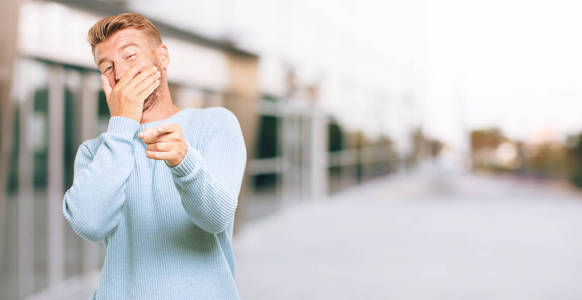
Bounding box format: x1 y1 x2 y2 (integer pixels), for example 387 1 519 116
88 12 161 53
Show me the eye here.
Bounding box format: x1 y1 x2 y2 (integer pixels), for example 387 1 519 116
127 53 137 60
102 65 113 74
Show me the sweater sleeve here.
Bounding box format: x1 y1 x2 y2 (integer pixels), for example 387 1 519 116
169 108 247 234
62 116 139 242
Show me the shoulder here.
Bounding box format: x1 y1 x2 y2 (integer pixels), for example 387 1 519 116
199 107 245 150
172 107 210 131
202 106 241 130
175 107 242 147
204 106 236 119
170 106 238 130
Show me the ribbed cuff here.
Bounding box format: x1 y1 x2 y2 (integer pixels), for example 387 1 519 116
169 141 201 177
106 116 140 140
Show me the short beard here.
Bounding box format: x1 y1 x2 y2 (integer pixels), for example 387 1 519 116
143 62 164 112
142 85 160 112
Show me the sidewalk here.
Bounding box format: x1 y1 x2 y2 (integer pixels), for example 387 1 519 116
233 169 582 300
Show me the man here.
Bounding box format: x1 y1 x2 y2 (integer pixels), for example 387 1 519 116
62 13 246 299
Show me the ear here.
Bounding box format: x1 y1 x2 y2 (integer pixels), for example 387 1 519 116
157 44 169 71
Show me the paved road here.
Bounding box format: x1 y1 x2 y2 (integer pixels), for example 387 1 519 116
234 168 582 300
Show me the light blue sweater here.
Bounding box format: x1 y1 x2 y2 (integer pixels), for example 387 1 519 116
62 107 246 299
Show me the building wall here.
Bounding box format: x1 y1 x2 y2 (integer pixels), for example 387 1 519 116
2 2 262 299
1 1 399 299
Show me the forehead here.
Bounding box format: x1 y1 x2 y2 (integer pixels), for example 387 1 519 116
93 28 152 62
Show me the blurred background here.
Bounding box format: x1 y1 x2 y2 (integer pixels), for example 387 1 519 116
2 0 582 299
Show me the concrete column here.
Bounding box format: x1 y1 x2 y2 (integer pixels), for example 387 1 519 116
0 0 20 277
79 72 99 274
48 64 65 286
18 89 35 299
225 53 259 235
280 112 294 207
309 111 328 202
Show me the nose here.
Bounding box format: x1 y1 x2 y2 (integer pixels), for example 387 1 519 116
114 62 131 83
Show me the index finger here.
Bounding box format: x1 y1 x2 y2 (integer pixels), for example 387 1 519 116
138 127 161 143
118 63 145 86
138 124 178 144
155 123 178 136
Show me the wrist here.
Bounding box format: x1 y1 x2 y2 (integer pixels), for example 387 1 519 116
111 111 141 123
106 116 140 139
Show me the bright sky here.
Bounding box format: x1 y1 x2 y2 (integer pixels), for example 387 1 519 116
133 0 582 150
425 0 582 148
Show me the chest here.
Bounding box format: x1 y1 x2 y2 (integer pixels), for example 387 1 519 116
120 141 187 226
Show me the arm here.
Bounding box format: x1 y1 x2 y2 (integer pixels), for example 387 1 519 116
169 108 247 234
62 117 138 242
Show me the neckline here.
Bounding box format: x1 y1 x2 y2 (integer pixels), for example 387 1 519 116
138 108 190 129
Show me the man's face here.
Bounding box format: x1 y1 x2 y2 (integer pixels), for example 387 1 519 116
93 28 164 110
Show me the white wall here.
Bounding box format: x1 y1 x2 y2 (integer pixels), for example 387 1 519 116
18 1 230 92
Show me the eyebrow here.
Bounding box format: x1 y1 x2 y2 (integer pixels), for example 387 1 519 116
96 42 140 67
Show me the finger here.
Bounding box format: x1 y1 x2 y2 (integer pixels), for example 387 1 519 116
117 63 145 87
145 150 173 161
146 142 173 152
137 127 159 142
101 75 112 100
133 70 161 95
138 123 177 143
138 126 168 144
154 123 178 136
142 124 177 144
127 65 159 90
